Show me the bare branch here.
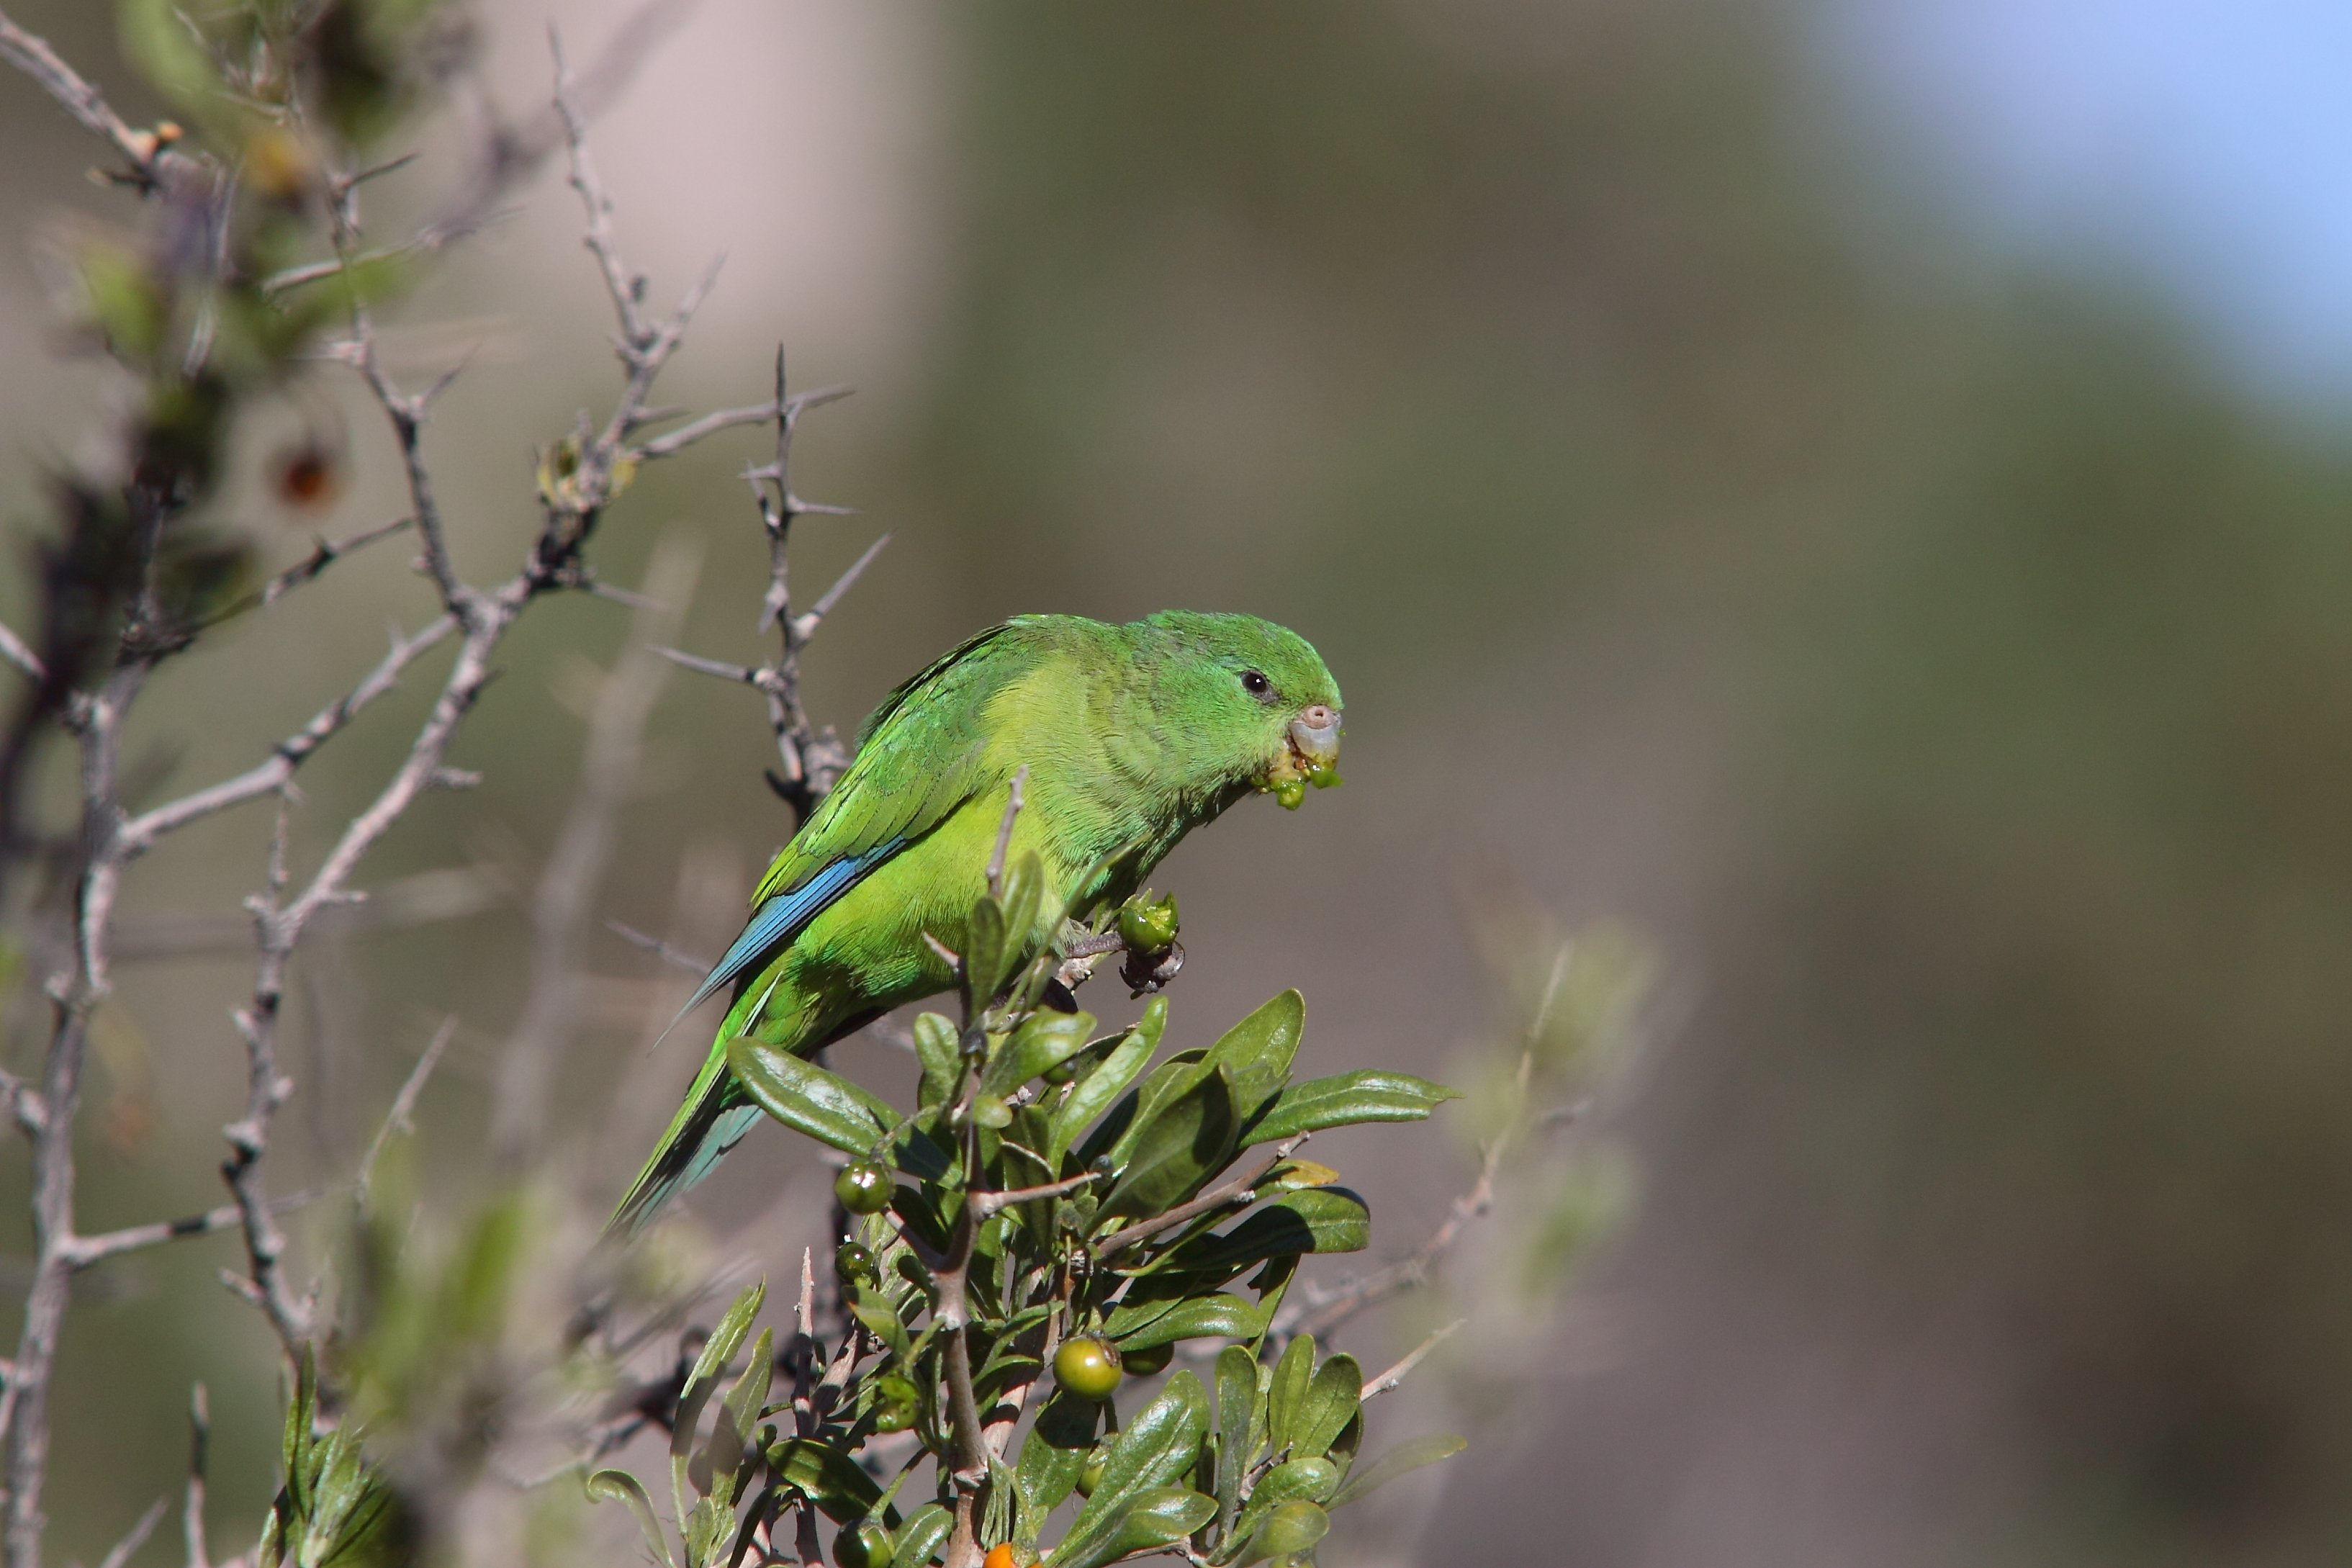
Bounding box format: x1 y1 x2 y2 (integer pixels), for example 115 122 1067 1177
204 515 417 627
986 766 1028 900
1094 1136 1306 1261
0 622 42 684
0 10 184 191
627 384 852 462
967 1171 1097 1223
1359 1318 1465 1403
93 1497 166 1568
58 1189 316 1273
117 613 457 855
607 919 711 977
356 1017 456 1212
795 532 890 641
181 1387 209 1568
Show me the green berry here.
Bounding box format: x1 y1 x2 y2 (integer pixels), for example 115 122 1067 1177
1053 1335 1122 1401
1117 892 1180 951
1074 1443 1109 1497
834 1161 893 1215
1119 1341 1172 1377
870 1373 918 1433
834 1519 892 1568
833 1240 878 1287
970 1092 1013 1130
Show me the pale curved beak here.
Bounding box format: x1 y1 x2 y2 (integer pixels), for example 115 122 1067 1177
1289 705 1342 769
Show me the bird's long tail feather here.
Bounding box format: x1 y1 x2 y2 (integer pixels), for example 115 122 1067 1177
607 1068 762 1238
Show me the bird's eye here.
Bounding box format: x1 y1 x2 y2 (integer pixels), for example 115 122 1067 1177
1240 669 1272 698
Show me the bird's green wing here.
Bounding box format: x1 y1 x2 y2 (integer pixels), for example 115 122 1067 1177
678 620 1037 1017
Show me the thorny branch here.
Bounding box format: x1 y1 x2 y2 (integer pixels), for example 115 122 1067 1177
0 11 820 1567
657 352 870 829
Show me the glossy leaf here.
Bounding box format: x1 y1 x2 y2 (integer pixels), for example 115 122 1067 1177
1049 999 1166 1165
983 1009 1096 1099
914 1013 960 1112
1050 1487 1216 1568
1053 1372 1210 1567
1084 1046 1208 1170
1202 990 1305 1125
729 1039 890 1155
768 1436 886 1524
1288 1353 1363 1461
1099 1065 1235 1222
1213 1346 1262 1535
888 1503 951 1567
1266 1335 1315 1457
964 893 1008 1008
1111 1293 1263 1353
1173 1189 1371 1281
1014 1390 1099 1538
1329 1433 1468 1509
1242 1070 1459 1148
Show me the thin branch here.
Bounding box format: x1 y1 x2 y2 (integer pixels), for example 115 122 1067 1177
0 10 185 191
1359 1318 1465 1403
92 1497 166 1568
201 515 416 627
1094 1137 1308 1262
181 1387 208 1568
0 622 41 684
967 1171 1096 1223
118 613 457 856
607 919 711 977
356 1017 456 1212
1279 952 1570 1343
986 766 1027 900
58 1189 317 1273
626 384 852 462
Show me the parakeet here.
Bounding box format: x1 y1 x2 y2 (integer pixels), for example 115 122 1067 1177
609 610 1343 1234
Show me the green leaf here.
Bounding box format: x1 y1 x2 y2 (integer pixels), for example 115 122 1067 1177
1092 1047 1209 1171
999 850 1047 979
964 893 1009 1006
674 1279 765 1488
1051 1372 1210 1567
1232 1499 1330 1567
888 1503 952 1567
1049 999 1166 1166
767 1437 885 1525
585 1470 673 1568
1050 1487 1216 1568
700 1326 772 1507
1243 1071 1459 1148
729 1039 890 1155
1176 1189 1371 1277
1014 1390 1100 1538
1330 1433 1467 1509
1099 1065 1235 1223
1111 1294 1263 1353
1266 1335 1315 1457
1288 1353 1363 1461
1202 990 1305 1125
682 1496 732 1568
983 1009 1096 1100
1213 1345 1261 1536
914 1014 960 1112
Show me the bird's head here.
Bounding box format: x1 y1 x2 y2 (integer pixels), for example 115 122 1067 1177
1137 611 1344 810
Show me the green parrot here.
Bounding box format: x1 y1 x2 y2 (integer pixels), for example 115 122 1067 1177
609 610 1343 1235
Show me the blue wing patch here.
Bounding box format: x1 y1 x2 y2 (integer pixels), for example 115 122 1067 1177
661 842 901 1034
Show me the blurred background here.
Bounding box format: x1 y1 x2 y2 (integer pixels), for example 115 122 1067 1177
7 0 2352 1563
